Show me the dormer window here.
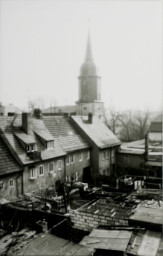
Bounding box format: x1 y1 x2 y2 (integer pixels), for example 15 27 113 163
47 140 54 149
26 144 36 153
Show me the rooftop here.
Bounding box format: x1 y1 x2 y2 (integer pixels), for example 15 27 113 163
43 116 90 152
71 116 121 149
0 137 22 176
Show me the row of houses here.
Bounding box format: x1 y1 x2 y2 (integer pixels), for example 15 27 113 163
0 111 120 201
0 111 162 201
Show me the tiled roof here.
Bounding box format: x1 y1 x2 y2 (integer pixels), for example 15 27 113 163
0 115 66 165
71 116 121 149
34 129 54 141
0 137 22 176
14 132 35 144
43 116 90 152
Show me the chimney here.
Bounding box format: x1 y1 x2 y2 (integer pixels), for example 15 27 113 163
88 112 93 124
22 113 29 134
33 108 42 119
145 133 149 161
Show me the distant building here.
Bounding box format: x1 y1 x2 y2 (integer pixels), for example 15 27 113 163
43 31 105 120
116 114 162 187
0 103 22 116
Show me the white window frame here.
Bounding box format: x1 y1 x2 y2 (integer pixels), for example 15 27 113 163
66 155 70 165
30 168 37 179
48 162 54 173
57 160 62 170
87 151 90 160
79 152 83 162
0 181 4 190
71 154 74 164
38 165 44 176
9 179 14 187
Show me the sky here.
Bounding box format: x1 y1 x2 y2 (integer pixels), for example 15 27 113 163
0 0 162 112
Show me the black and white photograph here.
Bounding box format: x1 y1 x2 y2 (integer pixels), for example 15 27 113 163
0 0 162 255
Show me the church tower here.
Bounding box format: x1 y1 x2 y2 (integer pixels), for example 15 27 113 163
76 30 104 118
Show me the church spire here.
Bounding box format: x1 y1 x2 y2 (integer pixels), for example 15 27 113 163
85 30 93 61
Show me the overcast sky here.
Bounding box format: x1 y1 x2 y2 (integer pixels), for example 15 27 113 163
0 0 162 111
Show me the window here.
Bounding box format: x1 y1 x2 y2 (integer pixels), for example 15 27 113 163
39 165 44 176
66 155 70 165
30 168 37 179
27 145 30 152
0 181 3 190
26 144 35 153
48 162 54 173
79 152 83 162
102 151 106 160
57 160 62 170
70 154 74 164
87 151 90 160
106 150 110 159
47 141 54 149
9 179 14 187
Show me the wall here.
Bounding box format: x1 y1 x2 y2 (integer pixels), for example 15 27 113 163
116 152 144 169
0 172 23 201
65 150 90 182
76 102 104 117
70 207 128 232
23 157 65 194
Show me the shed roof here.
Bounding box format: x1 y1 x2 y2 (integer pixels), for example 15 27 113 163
71 116 121 149
80 229 132 252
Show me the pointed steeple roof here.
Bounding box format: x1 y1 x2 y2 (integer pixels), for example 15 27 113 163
80 29 99 77
85 30 93 61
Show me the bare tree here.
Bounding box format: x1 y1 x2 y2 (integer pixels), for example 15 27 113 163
105 108 152 142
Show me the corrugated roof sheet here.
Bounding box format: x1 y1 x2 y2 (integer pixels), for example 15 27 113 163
43 116 90 152
71 116 121 149
0 137 22 176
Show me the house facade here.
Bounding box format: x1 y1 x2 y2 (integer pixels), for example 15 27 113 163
0 137 23 202
43 115 91 184
70 114 121 184
0 112 67 197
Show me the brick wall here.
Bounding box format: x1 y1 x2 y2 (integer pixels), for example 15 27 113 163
70 205 129 232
